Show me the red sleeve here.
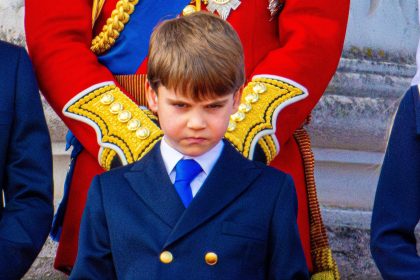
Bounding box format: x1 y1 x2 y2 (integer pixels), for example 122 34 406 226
25 0 127 160
252 0 350 146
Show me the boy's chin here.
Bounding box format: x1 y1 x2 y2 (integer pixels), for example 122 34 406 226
176 143 216 157
177 147 212 157
165 138 218 157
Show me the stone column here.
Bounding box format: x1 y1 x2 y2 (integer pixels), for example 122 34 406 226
310 0 419 278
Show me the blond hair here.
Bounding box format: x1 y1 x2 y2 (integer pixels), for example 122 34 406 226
147 12 245 100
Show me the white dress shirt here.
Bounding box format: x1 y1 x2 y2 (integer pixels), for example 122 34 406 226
160 137 224 197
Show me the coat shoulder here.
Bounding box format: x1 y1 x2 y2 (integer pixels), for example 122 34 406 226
97 162 135 183
250 158 292 184
224 141 292 186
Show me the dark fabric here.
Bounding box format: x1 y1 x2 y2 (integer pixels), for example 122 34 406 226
71 141 309 279
0 41 53 280
371 86 420 279
50 131 83 241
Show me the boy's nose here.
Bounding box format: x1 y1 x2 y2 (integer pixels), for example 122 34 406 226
187 114 206 130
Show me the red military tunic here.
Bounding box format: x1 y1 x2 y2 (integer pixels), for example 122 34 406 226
25 0 349 274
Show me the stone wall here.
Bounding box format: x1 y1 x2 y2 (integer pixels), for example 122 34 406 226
2 0 419 279
0 1 25 46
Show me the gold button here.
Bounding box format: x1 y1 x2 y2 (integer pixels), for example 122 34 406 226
136 127 150 139
231 111 245 122
227 120 236 132
252 82 267 94
100 93 114 105
118 110 132 122
160 251 173 264
245 93 259 104
182 5 196 16
238 103 252 113
109 102 123 114
127 119 141 131
205 252 218 266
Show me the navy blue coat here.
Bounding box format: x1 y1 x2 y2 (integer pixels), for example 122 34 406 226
71 141 309 279
0 41 53 279
371 86 420 279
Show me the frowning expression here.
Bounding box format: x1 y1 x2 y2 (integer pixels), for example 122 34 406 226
146 83 241 157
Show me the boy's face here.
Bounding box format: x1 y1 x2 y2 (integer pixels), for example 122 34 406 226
146 82 241 157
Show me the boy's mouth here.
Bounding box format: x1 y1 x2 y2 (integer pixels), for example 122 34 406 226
184 137 207 144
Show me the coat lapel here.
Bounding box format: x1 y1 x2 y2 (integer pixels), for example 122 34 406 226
164 142 262 247
124 143 185 228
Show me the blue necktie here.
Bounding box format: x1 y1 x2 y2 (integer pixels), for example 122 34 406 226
174 159 202 208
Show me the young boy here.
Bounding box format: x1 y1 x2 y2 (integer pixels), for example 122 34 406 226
71 13 308 280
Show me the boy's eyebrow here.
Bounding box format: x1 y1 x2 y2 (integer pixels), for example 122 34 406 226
203 96 231 106
166 97 191 104
166 95 231 105
205 100 229 106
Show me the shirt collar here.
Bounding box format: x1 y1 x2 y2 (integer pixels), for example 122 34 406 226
160 137 224 175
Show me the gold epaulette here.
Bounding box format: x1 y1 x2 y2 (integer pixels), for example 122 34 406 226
63 83 163 170
224 77 306 163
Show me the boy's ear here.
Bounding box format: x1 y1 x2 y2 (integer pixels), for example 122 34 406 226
145 80 158 112
232 86 243 111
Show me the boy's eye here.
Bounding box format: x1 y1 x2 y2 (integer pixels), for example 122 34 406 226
207 104 223 109
172 103 187 108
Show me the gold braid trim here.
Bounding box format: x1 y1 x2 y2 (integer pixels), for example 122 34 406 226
310 248 339 280
224 77 304 163
255 134 277 163
91 0 139 54
101 146 118 169
92 0 106 27
256 135 275 163
261 134 277 162
293 126 339 280
65 85 163 170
